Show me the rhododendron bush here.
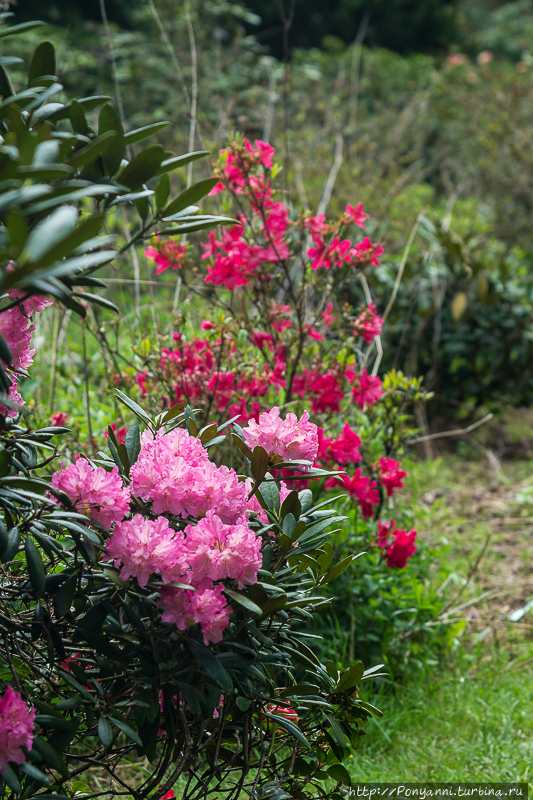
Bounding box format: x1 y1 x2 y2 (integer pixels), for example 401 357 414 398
0 25 390 800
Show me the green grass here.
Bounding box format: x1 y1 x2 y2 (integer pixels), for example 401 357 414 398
346 455 533 784
350 657 533 781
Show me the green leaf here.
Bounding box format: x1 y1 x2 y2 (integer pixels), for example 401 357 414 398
298 489 313 513
163 177 218 216
356 700 383 717
224 588 262 616
115 389 152 426
28 41 56 83
185 638 233 693
155 173 170 208
0 766 21 792
321 555 354 586
0 332 11 366
125 424 141 466
117 145 165 191
35 715 72 730
124 121 170 144
25 537 45 595
327 764 351 785
260 479 281 513
324 714 348 750
111 718 142 747
69 98 88 136
0 526 17 563
20 761 50 783
98 103 124 175
67 131 117 172
32 736 69 779
154 149 210 176
335 661 364 693
175 682 205 716
20 205 78 266
280 490 301 520
0 20 46 40
53 574 76 618
98 717 113 748
263 711 310 749
250 446 269 484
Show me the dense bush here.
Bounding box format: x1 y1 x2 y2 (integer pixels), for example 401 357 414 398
0 19 401 800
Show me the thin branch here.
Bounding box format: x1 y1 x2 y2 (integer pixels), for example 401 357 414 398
382 211 423 323
185 6 199 187
407 412 494 444
99 0 127 130
146 0 191 109
317 132 343 216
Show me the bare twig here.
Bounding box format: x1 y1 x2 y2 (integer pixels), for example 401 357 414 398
317 132 343 215
185 6 198 187
408 412 494 444
382 211 423 323
122 208 141 319
99 0 127 130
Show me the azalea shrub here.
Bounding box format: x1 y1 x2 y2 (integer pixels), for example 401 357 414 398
133 136 432 664
0 21 389 800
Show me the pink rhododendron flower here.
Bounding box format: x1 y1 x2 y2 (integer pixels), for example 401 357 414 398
329 423 362 465
0 685 36 772
326 470 379 519
377 520 417 568
8 290 53 315
51 459 130 529
182 510 262 588
145 237 187 274
160 582 231 645
350 369 385 410
344 202 370 229
377 457 407 497
242 406 318 463
106 515 188 586
130 428 248 523
50 412 69 427
304 214 328 235
201 319 215 330
353 302 383 343
0 383 24 419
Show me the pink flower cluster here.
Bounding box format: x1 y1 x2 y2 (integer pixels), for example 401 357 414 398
0 685 35 772
243 406 319 464
318 423 362 466
304 204 382 271
0 292 52 418
51 458 130 529
130 427 248 522
378 520 417 568
292 367 384 415
107 510 262 644
210 138 275 196
351 369 385 410
353 303 384 343
145 237 187 274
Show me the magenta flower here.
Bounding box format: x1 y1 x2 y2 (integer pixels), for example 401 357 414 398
377 457 407 497
350 369 385 410
242 406 319 464
51 458 130 529
353 302 384 343
329 423 362 466
160 582 231 645
343 202 370 229
377 520 417 568
326 470 379 520
0 685 36 772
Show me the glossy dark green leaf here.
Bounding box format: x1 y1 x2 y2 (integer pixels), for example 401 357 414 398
98 716 113 748
324 714 349 749
260 479 281 513
185 638 233 692
250 446 269 484
154 149 209 176
35 714 72 731
125 424 141 466
111 718 142 747
327 764 351 785
335 661 364 693
69 98 88 136
155 173 170 208
76 602 107 632
67 131 117 171
25 537 45 595
98 103 124 174
0 765 21 792
123 121 170 144
20 205 78 266
163 177 218 216
321 555 354 586
0 332 11 366
117 145 165 190
115 389 152 426
356 700 383 717
32 736 69 779
0 20 46 40
263 711 310 749
224 588 262 616
20 761 49 783
28 41 56 83
53 574 76 618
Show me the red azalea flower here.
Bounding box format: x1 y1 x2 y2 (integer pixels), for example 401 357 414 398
377 456 407 497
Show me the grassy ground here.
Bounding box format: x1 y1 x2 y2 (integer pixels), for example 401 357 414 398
348 455 533 783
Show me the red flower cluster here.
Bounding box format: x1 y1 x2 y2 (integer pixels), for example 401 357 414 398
377 457 407 497
326 470 380 520
377 520 417 568
353 302 384 343
145 237 187 274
